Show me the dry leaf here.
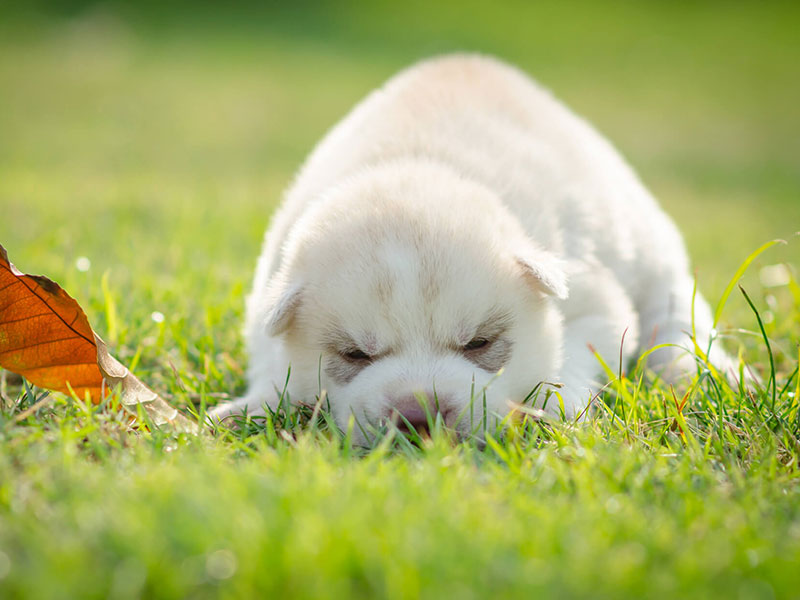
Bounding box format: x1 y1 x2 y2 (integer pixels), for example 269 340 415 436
94 334 198 432
0 244 198 433
0 245 103 399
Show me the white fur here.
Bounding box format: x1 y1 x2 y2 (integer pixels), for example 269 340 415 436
210 54 731 442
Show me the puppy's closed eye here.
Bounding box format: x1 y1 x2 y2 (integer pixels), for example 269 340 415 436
342 348 372 363
463 337 491 352
327 348 371 385
461 336 511 373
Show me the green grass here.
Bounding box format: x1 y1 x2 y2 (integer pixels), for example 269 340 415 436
1 2 799 598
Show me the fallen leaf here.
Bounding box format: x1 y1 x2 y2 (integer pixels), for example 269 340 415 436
0 244 198 433
94 334 198 432
0 245 103 399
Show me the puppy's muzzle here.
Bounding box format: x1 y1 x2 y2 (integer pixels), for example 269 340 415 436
385 392 453 436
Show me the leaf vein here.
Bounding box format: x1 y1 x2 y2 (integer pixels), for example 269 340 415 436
0 335 89 358
0 312 54 325
11 273 95 346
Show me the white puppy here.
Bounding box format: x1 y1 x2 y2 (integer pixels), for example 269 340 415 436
211 54 731 440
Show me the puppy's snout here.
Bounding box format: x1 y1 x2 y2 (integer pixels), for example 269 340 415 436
386 392 452 434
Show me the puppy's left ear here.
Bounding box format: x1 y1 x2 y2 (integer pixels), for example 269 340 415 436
515 251 568 300
264 281 303 336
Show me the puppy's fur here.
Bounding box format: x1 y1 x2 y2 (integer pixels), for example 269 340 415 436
211 54 732 441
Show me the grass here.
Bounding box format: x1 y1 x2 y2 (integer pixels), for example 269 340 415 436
1 2 799 598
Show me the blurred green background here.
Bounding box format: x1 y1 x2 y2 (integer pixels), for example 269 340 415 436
1 0 798 352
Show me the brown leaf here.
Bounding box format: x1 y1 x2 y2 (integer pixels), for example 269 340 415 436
0 245 103 399
0 244 198 433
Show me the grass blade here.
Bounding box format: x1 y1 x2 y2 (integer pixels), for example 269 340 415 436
713 239 784 328
739 285 777 411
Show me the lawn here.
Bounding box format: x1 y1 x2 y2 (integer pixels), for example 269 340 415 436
1 2 799 598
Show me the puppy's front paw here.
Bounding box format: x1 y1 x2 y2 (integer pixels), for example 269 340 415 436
206 396 270 427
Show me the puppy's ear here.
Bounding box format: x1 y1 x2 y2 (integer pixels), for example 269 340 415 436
264 282 303 336
515 252 568 300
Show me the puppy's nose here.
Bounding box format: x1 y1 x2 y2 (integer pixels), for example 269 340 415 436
386 393 450 435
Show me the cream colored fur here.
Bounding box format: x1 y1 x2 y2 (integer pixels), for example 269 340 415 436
210 54 731 442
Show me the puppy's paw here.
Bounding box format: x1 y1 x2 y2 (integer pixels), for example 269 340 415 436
708 349 761 389
648 344 759 390
206 395 270 427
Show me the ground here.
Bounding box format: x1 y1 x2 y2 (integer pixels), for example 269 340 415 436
1 2 799 598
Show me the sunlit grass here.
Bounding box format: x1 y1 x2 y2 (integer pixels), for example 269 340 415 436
2 291 799 598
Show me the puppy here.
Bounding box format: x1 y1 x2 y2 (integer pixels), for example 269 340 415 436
211 54 732 441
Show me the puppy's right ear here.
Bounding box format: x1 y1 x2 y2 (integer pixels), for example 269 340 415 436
264 282 303 336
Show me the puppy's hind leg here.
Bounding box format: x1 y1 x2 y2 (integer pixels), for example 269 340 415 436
637 274 737 383
556 262 640 419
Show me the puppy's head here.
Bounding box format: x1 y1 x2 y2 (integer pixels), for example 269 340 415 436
261 161 567 442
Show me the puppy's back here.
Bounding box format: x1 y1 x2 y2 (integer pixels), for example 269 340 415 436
258 54 688 306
